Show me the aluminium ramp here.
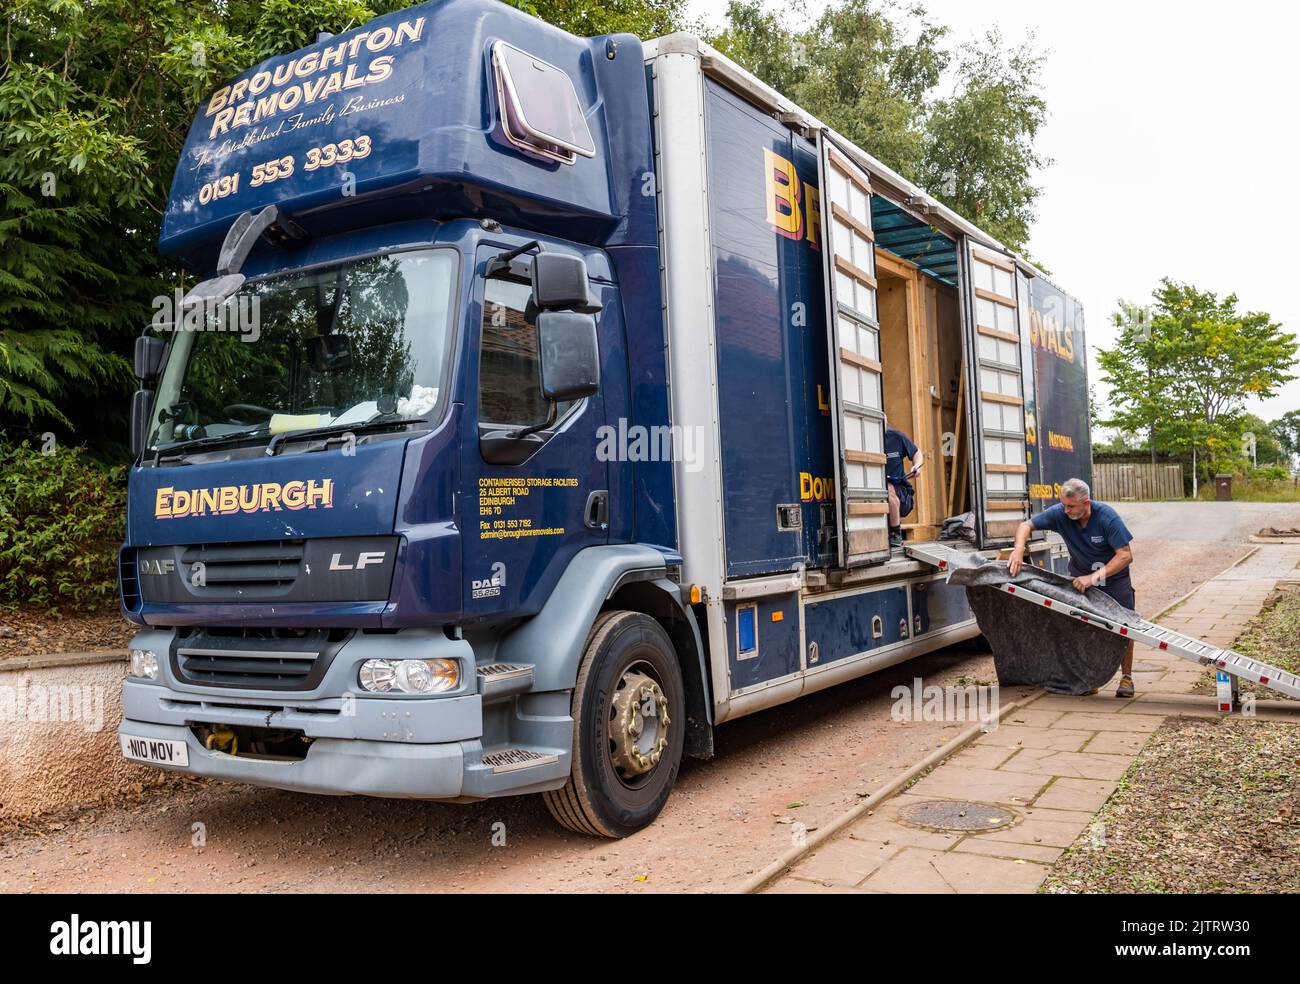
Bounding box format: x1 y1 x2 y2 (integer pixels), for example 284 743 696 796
904 542 1300 708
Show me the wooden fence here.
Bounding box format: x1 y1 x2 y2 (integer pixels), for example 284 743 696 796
1092 462 1185 501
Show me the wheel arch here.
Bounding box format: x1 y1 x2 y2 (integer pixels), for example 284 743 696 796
603 576 714 761
494 545 714 760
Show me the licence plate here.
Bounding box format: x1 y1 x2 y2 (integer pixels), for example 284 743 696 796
120 734 189 767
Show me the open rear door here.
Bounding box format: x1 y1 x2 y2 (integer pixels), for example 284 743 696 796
959 237 1031 545
816 134 890 566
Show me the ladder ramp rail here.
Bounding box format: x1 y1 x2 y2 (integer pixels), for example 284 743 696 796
904 543 1300 702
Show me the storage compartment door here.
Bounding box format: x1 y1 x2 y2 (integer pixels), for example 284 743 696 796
816 134 889 567
960 238 1031 545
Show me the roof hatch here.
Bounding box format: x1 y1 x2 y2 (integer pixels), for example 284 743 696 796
492 39 596 165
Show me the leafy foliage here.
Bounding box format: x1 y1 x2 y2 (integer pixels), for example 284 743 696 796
0 437 127 610
1270 409 1300 467
500 0 694 37
1098 280 1297 484
917 32 1049 255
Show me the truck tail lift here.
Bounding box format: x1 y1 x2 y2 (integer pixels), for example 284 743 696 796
904 543 1300 711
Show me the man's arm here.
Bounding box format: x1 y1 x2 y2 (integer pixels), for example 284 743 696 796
1107 544 1134 578
906 450 925 479
1008 520 1034 576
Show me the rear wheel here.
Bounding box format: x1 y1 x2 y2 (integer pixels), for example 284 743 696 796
543 611 686 838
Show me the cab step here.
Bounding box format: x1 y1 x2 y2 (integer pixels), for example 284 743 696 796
476 662 534 699
479 747 560 774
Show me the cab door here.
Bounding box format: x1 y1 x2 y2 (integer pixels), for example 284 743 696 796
959 238 1031 545
460 243 610 621
815 133 890 567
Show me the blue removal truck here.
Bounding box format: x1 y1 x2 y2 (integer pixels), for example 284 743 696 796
119 0 1087 837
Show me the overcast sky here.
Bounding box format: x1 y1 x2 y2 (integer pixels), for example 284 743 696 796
686 0 1300 426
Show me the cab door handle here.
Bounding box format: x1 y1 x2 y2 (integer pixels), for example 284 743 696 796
585 490 609 531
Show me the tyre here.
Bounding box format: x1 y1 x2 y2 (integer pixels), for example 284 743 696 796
543 611 686 838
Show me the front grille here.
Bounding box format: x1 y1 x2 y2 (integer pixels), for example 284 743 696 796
135 536 398 604
172 627 351 690
180 541 303 598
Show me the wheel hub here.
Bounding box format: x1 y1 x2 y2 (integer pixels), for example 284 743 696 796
609 670 670 778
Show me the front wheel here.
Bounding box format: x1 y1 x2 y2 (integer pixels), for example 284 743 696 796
543 611 686 838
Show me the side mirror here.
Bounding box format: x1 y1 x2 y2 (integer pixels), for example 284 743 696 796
130 388 155 457
134 335 167 380
537 311 599 402
307 334 354 372
531 253 591 311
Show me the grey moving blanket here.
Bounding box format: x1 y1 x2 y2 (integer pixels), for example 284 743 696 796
946 554 1133 695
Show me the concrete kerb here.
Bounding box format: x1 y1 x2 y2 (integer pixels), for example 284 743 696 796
732 693 1039 894
0 649 129 673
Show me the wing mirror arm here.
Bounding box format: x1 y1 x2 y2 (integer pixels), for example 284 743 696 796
507 402 558 441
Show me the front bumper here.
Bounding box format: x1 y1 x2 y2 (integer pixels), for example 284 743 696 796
120 677 483 743
120 626 572 799
117 719 470 799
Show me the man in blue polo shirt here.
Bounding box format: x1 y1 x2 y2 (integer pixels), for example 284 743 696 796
883 414 925 549
1007 477 1138 698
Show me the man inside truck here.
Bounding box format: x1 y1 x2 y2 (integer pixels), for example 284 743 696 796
883 414 925 549
1007 478 1138 698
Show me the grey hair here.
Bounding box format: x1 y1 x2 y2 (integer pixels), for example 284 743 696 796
1061 478 1091 500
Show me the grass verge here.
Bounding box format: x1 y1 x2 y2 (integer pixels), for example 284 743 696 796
1042 717 1298 893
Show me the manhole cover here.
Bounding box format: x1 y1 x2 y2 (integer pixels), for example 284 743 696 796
898 801 1016 832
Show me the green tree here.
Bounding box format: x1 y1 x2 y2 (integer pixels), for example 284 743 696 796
1091 428 1146 456
1096 299 1185 464
1098 279 1297 489
502 0 693 37
1271 409 1300 469
1233 412 1284 468
1158 280 1296 478
917 31 1049 255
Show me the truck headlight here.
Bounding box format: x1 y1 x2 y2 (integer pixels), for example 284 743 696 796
130 648 160 680
359 658 459 695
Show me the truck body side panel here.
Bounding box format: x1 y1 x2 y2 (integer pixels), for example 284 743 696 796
803 585 910 667
1026 276 1092 508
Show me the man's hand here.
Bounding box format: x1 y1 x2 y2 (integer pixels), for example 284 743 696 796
1008 547 1025 576
1072 574 1095 593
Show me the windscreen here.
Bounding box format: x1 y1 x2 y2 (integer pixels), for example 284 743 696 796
147 248 457 452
